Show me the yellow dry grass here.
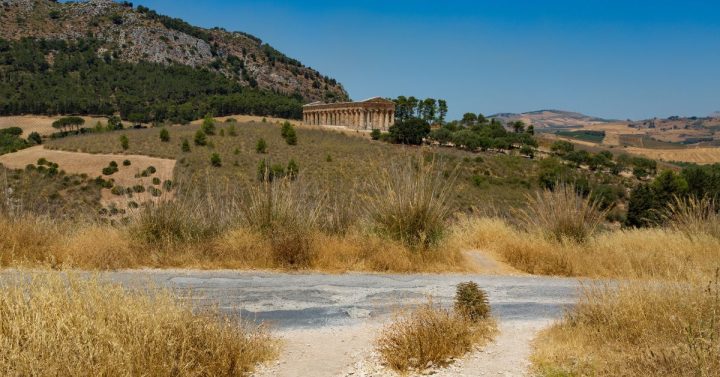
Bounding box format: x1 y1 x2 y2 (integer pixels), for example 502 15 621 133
376 300 496 372
455 216 720 281
624 145 720 164
0 216 470 273
0 273 278 376
0 145 175 208
532 280 720 377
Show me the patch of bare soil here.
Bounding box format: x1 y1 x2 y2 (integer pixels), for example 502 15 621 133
0 146 175 208
0 115 109 136
254 320 546 377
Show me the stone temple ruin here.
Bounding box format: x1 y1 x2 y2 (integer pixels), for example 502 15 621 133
302 97 395 131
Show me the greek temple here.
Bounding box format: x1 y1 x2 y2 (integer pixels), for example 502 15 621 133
302 97 396 131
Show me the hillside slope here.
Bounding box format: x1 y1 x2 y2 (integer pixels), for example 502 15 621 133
0 0 347 106
492 110 614 129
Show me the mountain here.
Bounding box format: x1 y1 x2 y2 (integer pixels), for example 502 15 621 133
0 0 348 122
491 109 614 129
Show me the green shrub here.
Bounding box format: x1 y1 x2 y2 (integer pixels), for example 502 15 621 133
122 159 131 166
109 161 118 168
162 180 173 191
27 132 42 145
454 282 491 322
371 129 381 140
201 114 216 135
159 128 170 142
181 138 191 152
194 130 207 146
133 185 146 193
37 158 48 166
281 121 293 138
152 177 161 185
147 166 157 174
119 135 129 150
149 187 162 197
210 153 222 167
287 159 299 179
284 127 297 146
227 124 237 136
256 138 267 154
111 186 126 196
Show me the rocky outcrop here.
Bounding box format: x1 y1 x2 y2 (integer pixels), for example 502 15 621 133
0 0 348 103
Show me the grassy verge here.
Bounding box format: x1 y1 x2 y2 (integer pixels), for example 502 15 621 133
532 279 720 376
0 273 277 376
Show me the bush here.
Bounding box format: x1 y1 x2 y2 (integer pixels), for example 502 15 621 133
37 158 48 166
201 114 216 135
376 301 494 372
27 132 42 145
149 187 162 197
132 185 145 193
194 130 207 146
454 282 490 322
371 129 381 140
110 186 125 196
122 159 131 166
242 180 321 268
102 166 117 176
284 127 297 145
280 121 293 138
159 128 170 142
109 161 118 168
119 135 129 150
147 166 157 174
517 184 607 243
286 159 299 179
152 177 161 185
210 153 222 167
0 274 277 376
162 180 173 191
256 138 267 153
366 157 454 249
181 138 191 152
227 124 237 136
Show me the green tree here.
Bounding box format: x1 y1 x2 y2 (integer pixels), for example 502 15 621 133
437 99 448 123
119 135 129 150
388 118 430 145
201 114 216 135
280 121 293 138
52 116 85 133
511 121 526 133
284 127 297 145
181 138 191 152
159 128 170 142
194 130 207 146
550 140 575 155
370 129 381 140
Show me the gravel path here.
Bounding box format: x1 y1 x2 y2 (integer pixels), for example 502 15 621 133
101 270 580 376
2 270 580 376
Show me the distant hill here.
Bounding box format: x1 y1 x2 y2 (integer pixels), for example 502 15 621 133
491 109 614 129
0 0 348 122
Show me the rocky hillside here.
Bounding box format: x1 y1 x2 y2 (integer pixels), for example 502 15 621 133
492 110 614 129
0 0 348 103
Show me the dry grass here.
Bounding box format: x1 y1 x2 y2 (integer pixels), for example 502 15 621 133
455 216 720 280
533 278 720 376
516 184 607 243
0 273 277 376
664 195 720 239
376 300 496 372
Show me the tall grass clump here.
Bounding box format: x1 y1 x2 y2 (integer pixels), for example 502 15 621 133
130 175 241 244
366 156 454 249
0 273 277 376
664 195 720 239
241 178 322 267
376 299 495 372
454 281 491 322
517 184 607 243
533 275 720 376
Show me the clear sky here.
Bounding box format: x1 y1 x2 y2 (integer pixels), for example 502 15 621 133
128 0 719 121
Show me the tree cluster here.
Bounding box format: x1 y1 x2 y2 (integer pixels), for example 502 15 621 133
393 96 448 123
626 164 720 227
428 115 537 152
0 38 304 123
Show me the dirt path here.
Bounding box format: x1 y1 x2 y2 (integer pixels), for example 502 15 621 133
2 270 578 376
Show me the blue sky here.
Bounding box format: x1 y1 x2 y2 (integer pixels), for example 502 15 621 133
129 0 719 120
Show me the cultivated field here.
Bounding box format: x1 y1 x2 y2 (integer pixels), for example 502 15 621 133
0 115 110 136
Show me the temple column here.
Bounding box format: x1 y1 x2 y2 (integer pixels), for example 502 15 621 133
390 110 395 126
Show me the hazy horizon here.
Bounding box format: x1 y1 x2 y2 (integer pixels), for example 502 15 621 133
115 0 719 121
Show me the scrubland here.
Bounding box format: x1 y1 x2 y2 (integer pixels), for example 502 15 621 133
2 120 719 375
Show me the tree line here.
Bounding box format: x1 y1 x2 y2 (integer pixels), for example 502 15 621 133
0 38 304 123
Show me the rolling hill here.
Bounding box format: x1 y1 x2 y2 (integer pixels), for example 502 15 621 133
491 109 614 129
0 0 348 122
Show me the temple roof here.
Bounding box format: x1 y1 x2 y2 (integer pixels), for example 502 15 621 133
303 97 393 107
